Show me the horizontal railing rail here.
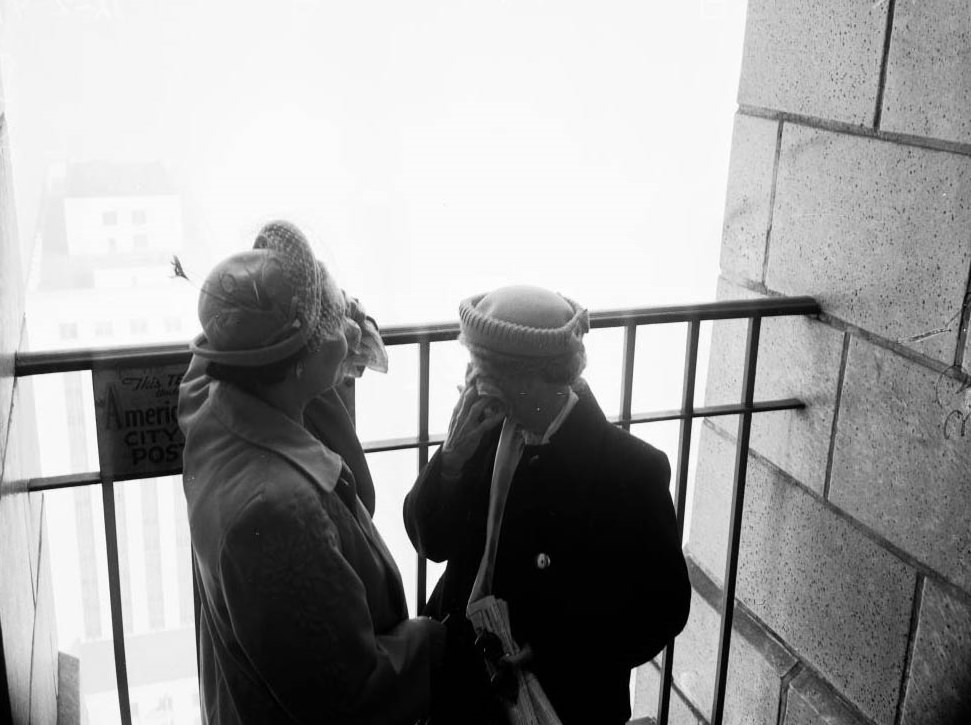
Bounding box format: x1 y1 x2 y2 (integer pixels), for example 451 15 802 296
15 296 820 377
13 295 821 725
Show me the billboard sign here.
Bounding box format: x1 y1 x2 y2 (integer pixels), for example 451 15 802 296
92 364 187 479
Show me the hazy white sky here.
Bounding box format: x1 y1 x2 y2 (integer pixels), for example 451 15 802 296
1 0 747 324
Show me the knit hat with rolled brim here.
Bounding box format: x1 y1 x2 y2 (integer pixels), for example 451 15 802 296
459 285 589 358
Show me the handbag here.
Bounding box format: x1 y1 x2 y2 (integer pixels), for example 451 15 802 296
465 419 563 725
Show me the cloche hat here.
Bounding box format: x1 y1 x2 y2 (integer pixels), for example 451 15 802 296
189 221 343 366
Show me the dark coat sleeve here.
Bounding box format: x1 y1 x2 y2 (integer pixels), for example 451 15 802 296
403 427 499 563
220 487 444 725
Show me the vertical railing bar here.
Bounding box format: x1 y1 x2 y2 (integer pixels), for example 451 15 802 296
102 478 133 725
656 319 700 725
620 323 637 431
417 339 431 612
193 556 201 678
710 316 761 725
673 320 699 535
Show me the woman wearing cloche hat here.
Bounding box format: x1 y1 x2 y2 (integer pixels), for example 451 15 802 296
178 221 444 724
404 285 690 725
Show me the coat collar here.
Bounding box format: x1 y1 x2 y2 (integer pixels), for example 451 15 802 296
208 380 344 492
531 378 609 479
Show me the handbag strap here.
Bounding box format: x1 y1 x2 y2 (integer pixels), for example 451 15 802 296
468 417 525 606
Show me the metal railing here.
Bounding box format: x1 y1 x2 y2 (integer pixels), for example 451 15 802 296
14 295 821 725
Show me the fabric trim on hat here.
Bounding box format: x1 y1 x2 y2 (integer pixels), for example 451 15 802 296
459 292 589 358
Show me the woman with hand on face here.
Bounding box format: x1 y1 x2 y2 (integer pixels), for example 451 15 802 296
404 285 690 725
178 221 444 725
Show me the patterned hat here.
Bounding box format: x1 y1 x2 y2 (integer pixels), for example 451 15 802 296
190 221 344 366
459 285 589 358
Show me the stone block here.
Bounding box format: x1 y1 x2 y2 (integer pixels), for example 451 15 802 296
880 0 971 145
4 386 39 597
633 661 702 725
29 492 43 601
29 524 58 725
719 114 778 282
687 425 916 723
0 486 35 724
2 383 46 723
0 117 24 472
704 278 843 494
738 0 888 125
56 653 79 725
784 670 868 725
899 580 971 724
765 124 971 364
830 336 971 590
662 565 796 725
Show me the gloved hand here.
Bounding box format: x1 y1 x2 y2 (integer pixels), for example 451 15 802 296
441 366 504 479
474 631 534 704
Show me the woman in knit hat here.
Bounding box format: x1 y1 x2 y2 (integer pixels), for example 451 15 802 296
178 221 444 725
404 285 690 725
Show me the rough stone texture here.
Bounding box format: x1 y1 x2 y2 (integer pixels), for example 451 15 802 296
660 561 797 725
898 581 971 724
966 333 971 382
880 0 971 145
687 426 917 723
633 661 703 725
830 336 971 590
705 279 843 494
765 124 971 364
0 392 35 724
719 114 778 282
784 670 869 725
737 0 888 126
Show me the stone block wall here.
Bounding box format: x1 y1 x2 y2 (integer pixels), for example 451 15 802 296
656 1 971 723
0 61 59 723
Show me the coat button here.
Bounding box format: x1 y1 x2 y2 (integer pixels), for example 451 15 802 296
535 553 551 569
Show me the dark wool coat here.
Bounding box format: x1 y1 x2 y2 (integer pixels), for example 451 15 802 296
179 357 443 724
403 384 690 725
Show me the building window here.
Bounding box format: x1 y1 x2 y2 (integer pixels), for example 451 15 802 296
133 233 149 250
164 317 181 333
94 320 113 338
107 238 117 253
59 322 78 340
132 209 147 225
102 210 117 226
129 319 148 335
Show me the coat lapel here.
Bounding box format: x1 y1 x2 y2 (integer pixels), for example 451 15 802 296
209 381 409 614
208 381 344 493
